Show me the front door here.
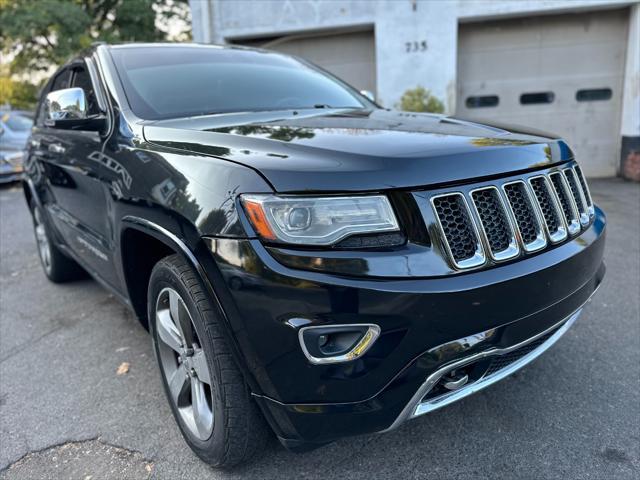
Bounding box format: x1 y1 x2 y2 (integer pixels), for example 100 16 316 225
32 62 116 285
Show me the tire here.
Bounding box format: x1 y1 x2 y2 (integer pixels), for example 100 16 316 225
29 199 85 283
148 254 270 467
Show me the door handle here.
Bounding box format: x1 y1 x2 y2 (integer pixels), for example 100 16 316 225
48 143 66 154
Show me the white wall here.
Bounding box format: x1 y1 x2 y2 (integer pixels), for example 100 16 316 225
621 3 640 138
190 0 640 146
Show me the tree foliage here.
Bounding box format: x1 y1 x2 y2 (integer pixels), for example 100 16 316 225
397 86 445 114
0 0 191 108
0 76 39 109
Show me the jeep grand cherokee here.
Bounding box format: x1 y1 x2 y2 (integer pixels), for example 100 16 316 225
23 43 605 467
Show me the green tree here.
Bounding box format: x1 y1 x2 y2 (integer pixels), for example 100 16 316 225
0 76 39 109
397 86 445 114
0 0 191 108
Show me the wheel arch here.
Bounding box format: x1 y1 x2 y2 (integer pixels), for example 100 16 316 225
119 216 262 394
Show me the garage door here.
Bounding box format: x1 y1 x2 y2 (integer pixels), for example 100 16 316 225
457 9 629 177
236 30 376 95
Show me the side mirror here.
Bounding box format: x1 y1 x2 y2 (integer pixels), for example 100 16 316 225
44 87 105 131
360 90 375 102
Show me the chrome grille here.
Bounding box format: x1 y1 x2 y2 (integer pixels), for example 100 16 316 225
429 164 594 270
563 168 590 226
502 181 546 252
431 193 485 269
528 176 567 243
549 172 581 236
574 166 594 216
470 187 519 261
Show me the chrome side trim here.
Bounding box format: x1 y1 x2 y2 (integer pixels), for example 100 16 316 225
528 175 568 244
430 192 486 270
501 180 547 253
298 324 381 365
469 186 520 262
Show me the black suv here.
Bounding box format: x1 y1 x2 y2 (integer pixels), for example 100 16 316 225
24 43 605 467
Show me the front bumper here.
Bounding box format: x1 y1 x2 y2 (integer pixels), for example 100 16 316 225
202 207 606 448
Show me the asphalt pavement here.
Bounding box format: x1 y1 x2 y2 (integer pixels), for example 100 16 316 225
0 178 638 479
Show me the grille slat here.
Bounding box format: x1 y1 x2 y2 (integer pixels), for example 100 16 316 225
574 166 594 215
563 168 589 226
429 165 593 270
549 172 581 236
529 176 568 243
431 194 485 269
470 187 519 261
502 181 546 252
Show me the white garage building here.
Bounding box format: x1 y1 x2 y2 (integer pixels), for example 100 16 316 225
189 0 640 178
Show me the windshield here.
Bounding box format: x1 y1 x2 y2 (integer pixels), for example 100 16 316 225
1 112 33 132
110 46 370 120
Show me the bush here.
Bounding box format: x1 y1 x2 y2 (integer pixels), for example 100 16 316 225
397 86 445 113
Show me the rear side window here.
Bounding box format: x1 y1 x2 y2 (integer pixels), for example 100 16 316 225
465 95 499 108
520 92 554 105
576 88 612 102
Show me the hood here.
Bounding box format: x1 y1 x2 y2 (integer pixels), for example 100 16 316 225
143 109 573 193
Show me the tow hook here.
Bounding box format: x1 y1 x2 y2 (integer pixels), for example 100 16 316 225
442 370 469 391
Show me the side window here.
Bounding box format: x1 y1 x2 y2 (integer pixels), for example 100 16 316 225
37 69 71 125
50 69 72 92
70 66 100 116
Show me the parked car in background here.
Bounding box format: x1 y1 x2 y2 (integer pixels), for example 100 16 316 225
0 110 33 183
0 150 26 184
1 110 33 151
23 43 605 467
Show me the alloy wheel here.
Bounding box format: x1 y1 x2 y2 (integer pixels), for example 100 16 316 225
33 208 52 274
155 287 214 440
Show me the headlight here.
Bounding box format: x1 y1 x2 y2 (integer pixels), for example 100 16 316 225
240 194 399 246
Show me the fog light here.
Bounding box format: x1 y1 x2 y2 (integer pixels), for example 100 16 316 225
298 324 380 365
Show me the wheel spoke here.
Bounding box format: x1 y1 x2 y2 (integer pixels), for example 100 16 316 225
191 350 211 385
156 309 182 353
167 367 188 405
168 290 194 346
191 378 213 438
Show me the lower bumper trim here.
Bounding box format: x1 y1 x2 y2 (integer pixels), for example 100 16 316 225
384 306 583 432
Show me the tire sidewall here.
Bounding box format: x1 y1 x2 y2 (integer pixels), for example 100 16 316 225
148 259 230 463
29 200 54 278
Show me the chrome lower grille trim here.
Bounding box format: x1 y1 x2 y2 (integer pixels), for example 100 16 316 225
383 281 602 433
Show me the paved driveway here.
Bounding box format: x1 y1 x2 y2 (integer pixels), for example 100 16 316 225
0 179 638 479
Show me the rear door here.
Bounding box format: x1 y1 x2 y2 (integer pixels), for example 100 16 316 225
31 61 115 283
